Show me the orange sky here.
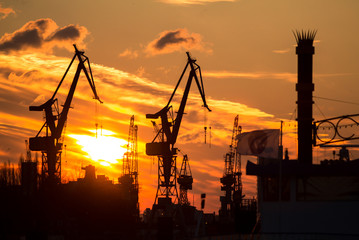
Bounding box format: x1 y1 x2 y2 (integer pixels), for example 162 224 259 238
1 0 359 213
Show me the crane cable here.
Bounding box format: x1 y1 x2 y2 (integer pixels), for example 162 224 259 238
203 106 211 146
95 100 98 138
203 106 207 144
314 96 359 106
94 100 103 138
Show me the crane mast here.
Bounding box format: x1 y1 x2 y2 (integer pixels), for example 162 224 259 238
123 115 138 177
29 45 102 188
220 115 242 221
119 115 139 220
146 52 211 205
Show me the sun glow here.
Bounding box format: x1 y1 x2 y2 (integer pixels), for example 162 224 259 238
68 130 128 167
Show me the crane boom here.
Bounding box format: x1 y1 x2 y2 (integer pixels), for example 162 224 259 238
146 52 211 150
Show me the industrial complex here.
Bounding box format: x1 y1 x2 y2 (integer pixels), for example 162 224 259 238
1 31 359 240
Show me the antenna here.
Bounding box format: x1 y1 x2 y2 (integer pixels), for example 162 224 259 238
95 123 98 138
204 126 207 144
209 126 212 148
204 105 209 144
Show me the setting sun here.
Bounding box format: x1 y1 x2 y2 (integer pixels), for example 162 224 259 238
68 129 128 167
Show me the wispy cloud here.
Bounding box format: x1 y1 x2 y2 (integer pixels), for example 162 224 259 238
119 49 139 59
145 28 211 56
158 0 236 5
0 4 15 20
204 71 354 84
0 18 89 53
272 48 290 54
204 70 297 82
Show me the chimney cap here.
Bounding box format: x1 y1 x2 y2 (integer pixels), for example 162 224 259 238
293 30 317 45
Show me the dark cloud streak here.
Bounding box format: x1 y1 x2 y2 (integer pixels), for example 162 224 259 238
48 25 81 41
0 18 88 53
0 29 42 51
146 28 208 55
154 30 190 50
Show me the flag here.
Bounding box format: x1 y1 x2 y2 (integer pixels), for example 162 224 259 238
236 129 279 159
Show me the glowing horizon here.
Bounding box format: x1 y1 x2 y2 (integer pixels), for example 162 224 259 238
68 129 128 167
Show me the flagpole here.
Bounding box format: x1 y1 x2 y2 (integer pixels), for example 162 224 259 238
279 121 283 200
278 121 283 232
280 121 283 148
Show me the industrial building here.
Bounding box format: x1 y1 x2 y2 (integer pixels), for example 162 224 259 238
246 31 359 238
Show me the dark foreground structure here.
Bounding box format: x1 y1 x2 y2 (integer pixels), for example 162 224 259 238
246 31 359 239
0 46 141 240
0 165 139 240
2 32 359 240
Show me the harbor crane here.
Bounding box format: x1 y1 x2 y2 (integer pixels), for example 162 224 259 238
119 115 139 220
146 52 211 206
220 115 243 221
29 44 102 188
122 115 138 179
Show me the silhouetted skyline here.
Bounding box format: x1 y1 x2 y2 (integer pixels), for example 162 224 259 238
1 0 359 213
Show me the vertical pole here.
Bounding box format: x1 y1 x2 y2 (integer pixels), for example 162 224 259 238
278 121 284 203
278 121 283 231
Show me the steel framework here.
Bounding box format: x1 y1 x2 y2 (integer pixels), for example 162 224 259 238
29 45 102 188
146 52 210 205
120 115 139 219
220 115 242 220
177 154 193 206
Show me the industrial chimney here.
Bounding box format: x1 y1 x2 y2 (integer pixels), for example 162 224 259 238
295 30 316 165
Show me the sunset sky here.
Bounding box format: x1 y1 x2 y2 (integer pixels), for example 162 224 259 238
1 0 359 213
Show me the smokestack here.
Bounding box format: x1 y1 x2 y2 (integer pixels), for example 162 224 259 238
294 30 316 165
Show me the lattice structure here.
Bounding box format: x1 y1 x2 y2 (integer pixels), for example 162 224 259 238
120 115 139 219
156 155 178 201
177 154 193 206
220 115 242 220
123 115 138 179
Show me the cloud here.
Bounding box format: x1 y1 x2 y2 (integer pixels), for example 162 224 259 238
145 28 211 56
0 4 15 20
158 0 236 5
119 49 139 59
0 18 89 53
204 70 297 82
48 24 88 45
204 71 353 84
272 48 290 54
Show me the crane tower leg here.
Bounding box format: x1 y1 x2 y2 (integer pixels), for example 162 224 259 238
156 155 178 203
